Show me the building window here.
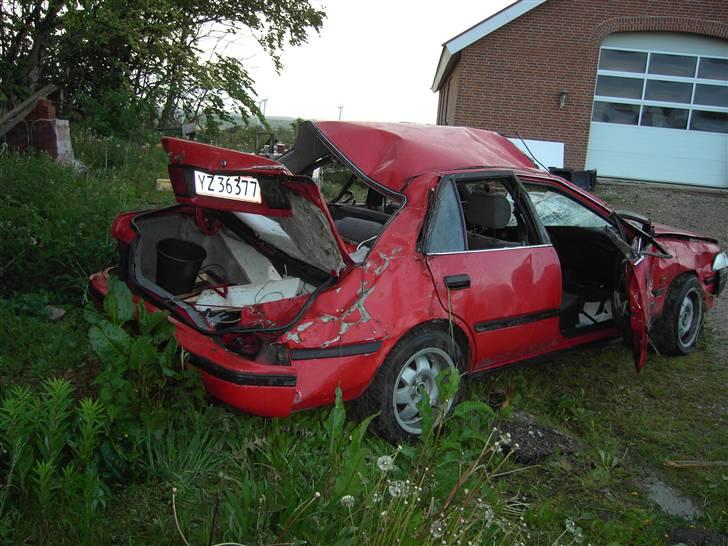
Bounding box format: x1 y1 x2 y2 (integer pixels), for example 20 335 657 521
592 47 728 134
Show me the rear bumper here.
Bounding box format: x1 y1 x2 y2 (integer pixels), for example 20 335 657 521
174 321 299 417
196 364 297 417
90 268 386 418
190 355 297 417
190 355 296 387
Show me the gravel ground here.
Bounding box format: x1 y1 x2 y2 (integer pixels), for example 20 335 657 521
595 181 728 356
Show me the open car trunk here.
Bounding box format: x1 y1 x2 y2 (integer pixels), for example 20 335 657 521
123 137 353 336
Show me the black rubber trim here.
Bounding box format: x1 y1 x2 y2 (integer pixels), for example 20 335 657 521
714 269 727 296
444 274 471 290
189 355 296 387
561 319 615 339
474 308 560 333
289 340 383 360
651 287 666 296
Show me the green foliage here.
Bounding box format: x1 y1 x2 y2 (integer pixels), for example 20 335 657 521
0 379 110 544
0 137 169 301
2 0 325 138
87 276 200 433
0 154 128 298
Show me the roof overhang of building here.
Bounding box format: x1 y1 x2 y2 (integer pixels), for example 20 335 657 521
431 0 549 92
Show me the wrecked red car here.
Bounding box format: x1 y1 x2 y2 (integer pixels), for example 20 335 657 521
90 121 727 441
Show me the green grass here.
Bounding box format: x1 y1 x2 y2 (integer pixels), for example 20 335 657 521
0 131 172 301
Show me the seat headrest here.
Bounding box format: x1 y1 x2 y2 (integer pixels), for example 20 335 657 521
464 191 512 229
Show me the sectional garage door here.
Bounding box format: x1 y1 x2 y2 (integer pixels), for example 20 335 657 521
585 33 728 188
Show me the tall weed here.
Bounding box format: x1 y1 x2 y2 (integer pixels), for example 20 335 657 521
0 379 109 544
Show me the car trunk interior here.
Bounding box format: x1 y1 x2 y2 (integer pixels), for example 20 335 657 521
130 210 324 327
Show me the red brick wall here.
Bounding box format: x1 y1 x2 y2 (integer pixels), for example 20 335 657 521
443 0 728 168
5 98 60 158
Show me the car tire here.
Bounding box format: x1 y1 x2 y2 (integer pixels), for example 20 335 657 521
652 275 705 356
354 327 465 444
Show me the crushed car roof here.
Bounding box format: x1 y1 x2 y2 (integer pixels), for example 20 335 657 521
311 121 539 192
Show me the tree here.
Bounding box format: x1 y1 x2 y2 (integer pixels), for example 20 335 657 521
0 0 325 133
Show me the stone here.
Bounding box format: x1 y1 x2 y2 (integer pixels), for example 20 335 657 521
45 305 66 321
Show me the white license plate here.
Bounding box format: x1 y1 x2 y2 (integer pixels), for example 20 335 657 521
193 171 262 203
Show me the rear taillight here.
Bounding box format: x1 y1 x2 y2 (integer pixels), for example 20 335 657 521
168 165 193 197
111 212 137 244
221 333 262 357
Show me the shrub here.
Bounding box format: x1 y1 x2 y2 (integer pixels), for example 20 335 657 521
85 275 202 477
0 154 131 299
0 128 172 302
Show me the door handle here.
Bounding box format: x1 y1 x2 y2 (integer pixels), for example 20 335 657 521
444 274 470 290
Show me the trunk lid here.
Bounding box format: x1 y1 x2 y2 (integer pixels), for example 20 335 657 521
161 137 352 275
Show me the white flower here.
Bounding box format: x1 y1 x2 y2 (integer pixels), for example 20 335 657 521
340 495 355 508
430 520 444 538
483 506 495 525
377 455 394 472
388 480 406 498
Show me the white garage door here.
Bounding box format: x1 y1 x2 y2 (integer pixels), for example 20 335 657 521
585 33 728 188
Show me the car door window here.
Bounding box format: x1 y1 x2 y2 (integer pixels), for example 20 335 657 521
523 183 611 228
425 179 466 253
458 177 542 249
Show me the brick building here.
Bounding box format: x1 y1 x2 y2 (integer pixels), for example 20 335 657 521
432 0 728 188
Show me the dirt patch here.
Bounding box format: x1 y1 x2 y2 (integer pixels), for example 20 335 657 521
595 182 728 358
667 527 728 546
495 411 583 464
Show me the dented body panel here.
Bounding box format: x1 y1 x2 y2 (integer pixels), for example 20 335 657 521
90 121 726 420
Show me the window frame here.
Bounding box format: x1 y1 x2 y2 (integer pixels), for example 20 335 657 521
592 45 728 134
423 171 550 256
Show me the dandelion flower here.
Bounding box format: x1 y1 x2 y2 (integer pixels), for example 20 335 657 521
377 455 394 472
340 495 355 508
430 520 444 538
388 480 406 498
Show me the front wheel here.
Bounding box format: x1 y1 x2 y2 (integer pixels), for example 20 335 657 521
355 328 464 443
653 275 705 355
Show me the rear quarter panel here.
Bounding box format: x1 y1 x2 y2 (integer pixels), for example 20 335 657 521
279 176 474 409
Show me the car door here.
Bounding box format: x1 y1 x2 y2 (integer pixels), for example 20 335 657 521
611 215 668 372
627 257 650 371
423 173 562 370
521 177 654 372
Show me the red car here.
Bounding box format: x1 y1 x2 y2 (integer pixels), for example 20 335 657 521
90 121 727 442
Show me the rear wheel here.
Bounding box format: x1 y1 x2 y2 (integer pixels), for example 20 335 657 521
355 327 464 443
653 275 705 355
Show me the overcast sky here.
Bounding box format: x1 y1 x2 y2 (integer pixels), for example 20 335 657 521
237 0 513 123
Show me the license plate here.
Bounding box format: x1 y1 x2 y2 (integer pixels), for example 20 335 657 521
193 171 262 203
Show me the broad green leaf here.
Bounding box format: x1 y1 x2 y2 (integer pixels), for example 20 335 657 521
333 413 376 497
104 276 134 325
138 305 169 337
326 387 346 470
128 336 158 372
450 400 496 420
89 321 132 369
